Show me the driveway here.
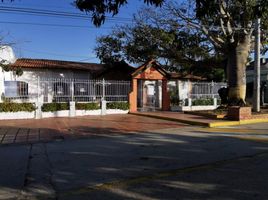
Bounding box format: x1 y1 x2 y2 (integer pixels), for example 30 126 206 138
0 115 268 200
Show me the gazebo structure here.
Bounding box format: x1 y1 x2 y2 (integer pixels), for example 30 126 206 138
129 60 171 112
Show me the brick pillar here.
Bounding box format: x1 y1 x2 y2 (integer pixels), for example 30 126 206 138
162 79 170 111
129 78 138 112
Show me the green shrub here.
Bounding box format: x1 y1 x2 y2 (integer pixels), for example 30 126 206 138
76 103 100 110
107 102 129 110
170 96 181 106
169 91 181 106
0 103 36 112
41 103 69 112
192 98 214 106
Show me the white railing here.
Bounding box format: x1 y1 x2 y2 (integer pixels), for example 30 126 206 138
169 80 227 107
189 81 227 99
1 78 131 103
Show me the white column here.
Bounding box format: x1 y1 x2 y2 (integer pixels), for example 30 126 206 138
213 98 217 107
69 101 76 117
101 100 107 115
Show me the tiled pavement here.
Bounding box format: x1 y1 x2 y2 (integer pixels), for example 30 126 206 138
0 127 62 145
0 114 186 145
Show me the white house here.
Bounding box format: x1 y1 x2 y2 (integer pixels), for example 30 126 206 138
0 46 134 119
0 46 113 103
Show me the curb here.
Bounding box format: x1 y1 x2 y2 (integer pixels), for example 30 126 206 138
209 118 268 127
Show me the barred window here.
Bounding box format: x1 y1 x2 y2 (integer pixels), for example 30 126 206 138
53 82 70 96
4 81 28 97
74 83 88 95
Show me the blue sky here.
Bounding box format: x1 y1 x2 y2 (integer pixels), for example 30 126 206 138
0 0 147 63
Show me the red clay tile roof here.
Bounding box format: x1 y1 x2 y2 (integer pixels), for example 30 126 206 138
131 59 170 78
10 58 105 74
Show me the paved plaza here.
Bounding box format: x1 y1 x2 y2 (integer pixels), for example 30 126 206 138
0 114 268 200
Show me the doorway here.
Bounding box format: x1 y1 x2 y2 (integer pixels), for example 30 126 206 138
137 80 162 111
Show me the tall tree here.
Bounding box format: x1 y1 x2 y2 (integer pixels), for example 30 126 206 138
95 8 225 81
165 0 268 105
77 0 268 105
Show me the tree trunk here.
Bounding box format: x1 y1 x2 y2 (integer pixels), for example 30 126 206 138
227 36 251 106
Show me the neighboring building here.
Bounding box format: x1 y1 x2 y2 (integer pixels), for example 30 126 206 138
246 58 268 104
0 46 16 64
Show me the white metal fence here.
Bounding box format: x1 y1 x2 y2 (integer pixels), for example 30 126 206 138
169 81 227 107
2 78 227 107
2 78 131 103
189 81 227 99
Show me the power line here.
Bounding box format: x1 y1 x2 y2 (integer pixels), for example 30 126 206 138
0 20 114 29
0 2 75 10
0 6 133 22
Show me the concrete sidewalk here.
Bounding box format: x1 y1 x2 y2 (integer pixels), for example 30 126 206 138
130 111 268 127
1 126 268 200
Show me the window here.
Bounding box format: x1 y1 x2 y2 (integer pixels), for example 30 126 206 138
4 81 28 97
53 82 70 96
74 83 88 95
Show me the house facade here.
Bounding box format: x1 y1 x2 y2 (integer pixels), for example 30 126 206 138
246 59 268 105
1 46 226 116
1 63 104 103
0 46 134 103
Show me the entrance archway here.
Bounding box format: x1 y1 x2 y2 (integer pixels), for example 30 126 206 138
129 60 170 112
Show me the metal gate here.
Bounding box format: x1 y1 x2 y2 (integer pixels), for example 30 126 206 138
137 80 161 112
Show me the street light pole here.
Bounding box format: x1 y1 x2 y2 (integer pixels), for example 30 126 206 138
253 17 261 112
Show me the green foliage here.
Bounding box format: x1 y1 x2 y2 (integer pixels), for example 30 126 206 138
41 103 69 112
107 102 129 110
94 6 226 80
75 103 100 110
96 35 123 63
75 0 165 26
192 98 214 106
0 103 36 112
0 62 23 76
192 0 268 53
15 67 23 76
169 91 181 105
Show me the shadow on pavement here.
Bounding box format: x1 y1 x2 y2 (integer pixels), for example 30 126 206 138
0 123 268 199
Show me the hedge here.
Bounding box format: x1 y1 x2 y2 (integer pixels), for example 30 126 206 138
75 103 100 110
106 102 129 110
0 103 36 112
192 98 214 106
41 103 69 112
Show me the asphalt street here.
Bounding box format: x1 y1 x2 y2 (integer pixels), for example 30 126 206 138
0 120 268 200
